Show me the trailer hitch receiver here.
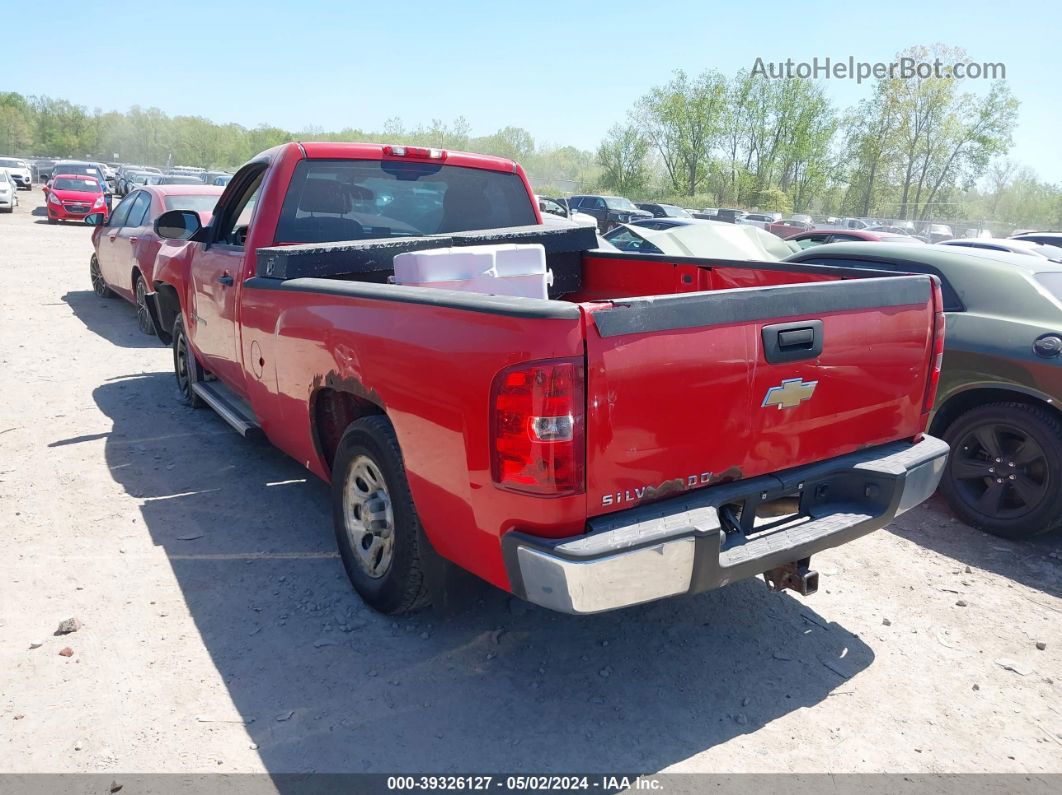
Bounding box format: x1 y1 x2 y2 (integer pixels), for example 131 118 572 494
763 559 819 596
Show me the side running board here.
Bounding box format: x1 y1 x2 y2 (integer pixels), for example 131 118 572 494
191 381 263 440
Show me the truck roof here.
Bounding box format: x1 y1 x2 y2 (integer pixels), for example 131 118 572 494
297 142 518 174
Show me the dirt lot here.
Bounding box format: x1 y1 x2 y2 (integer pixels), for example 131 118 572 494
1 189 1061 776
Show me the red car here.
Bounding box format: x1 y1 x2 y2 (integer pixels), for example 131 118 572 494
88 184 224 335
140 142 947 616
786 228 922 248
44 174 109 224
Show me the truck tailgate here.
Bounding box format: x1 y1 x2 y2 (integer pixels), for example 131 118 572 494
583 275 937 516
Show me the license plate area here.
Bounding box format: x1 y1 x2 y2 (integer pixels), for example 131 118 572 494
719 490 811 550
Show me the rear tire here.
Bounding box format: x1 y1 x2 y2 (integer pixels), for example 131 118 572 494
332 416 431 614
90 255 116 298
940 401 1062 538
134 274 156 336
48 217 57 225
172 315 205 408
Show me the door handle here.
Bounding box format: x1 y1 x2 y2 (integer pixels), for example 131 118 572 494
129 236 138 244
218 274 234 287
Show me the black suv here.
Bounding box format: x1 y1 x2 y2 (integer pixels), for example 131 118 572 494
635 203 692 219
568 195 652 232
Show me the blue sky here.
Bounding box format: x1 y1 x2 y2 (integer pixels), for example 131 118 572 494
8 0 1061 181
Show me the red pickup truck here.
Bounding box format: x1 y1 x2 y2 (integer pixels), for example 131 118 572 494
145 142 948 615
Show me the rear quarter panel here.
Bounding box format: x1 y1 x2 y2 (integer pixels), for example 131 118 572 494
239 283 587 590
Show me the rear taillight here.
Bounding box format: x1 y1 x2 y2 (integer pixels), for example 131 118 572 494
383 145 446 160
491 358 585 496
921 279 946 419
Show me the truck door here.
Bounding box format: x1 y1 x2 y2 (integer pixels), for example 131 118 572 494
189 167 264 396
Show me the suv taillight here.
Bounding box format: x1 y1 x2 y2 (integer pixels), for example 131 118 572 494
491 358 585 496
921 279 946 421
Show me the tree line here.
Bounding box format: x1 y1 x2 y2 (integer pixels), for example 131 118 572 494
2 44 1059 229
599 45 1058 229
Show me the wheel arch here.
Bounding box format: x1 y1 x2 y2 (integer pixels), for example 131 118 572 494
930 383 1062 437
152 281 181 346
311 385 387 477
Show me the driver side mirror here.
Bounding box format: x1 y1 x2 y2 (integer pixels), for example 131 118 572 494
155 209 204 241
84 213 106 226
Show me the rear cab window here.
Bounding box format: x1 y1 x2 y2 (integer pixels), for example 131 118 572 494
274 159 537 244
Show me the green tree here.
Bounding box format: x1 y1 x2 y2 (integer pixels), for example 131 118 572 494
596 124 650 196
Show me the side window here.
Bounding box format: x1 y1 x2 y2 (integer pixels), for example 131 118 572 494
213 166 265 246
126 191 152 228
567 197 583 209
108 194 137 227
593 198 606 210
828 234 859 242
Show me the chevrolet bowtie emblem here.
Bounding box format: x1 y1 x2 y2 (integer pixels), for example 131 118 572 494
762 378 818 410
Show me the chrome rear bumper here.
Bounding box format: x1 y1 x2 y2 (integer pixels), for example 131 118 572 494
504 435 948 614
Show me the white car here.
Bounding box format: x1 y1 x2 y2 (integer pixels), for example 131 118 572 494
536 195 597 228
603 218 800 260
940 238 1062 262
736 212 781 229
0 157 32 189
0 168 20 212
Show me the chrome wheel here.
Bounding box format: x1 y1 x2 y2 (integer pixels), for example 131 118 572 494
135 277 155 335
341 455 395 579
90 256 109 297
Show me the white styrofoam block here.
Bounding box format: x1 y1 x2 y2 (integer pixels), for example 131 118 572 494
394 243 547 282
405 273 551 300
393 243 551 299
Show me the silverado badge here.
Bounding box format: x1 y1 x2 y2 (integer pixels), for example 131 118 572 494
762 378 818 410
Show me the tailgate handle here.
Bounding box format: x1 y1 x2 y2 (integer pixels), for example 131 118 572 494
762 320 824 363
778 328 815 349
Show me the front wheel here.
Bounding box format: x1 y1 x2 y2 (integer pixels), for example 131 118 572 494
172 315 205 408
134 275 156 336
940 401 1062 538
332 416 431 614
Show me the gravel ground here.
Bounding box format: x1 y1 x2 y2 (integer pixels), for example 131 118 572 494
1 189 1061 775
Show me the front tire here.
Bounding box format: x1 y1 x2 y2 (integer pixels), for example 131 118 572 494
940 401 1062 538
332 416 431 614
172 315 205 408
134 274 156 336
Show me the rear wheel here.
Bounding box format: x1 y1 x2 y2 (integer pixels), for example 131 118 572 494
940 402 1062 538
90 255 115 298
48 217 57 225
172 315 205 408
134 274 156 336
332 416 431 614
